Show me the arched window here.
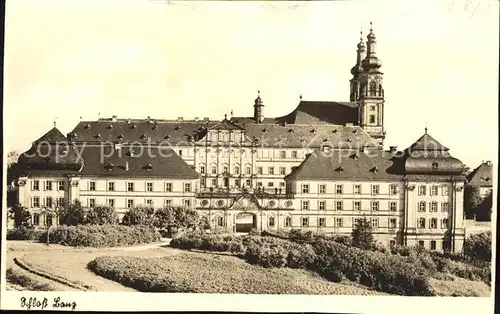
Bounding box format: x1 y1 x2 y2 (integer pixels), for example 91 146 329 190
418 218 426 228
199 163 206 174
234 165 240 175
284 216 292 227
430 218 438 229
418 201 426 212
216 216 224 227
268 215 275 227
369 81 377 96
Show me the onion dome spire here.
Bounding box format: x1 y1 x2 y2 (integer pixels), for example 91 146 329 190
350 28 366 76
362 22 382 71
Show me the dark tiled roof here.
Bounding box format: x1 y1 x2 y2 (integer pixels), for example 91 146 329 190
284 149 405 181
33 127 68 144
69 120 217 144
78 146 199 179
232 100 358 126
467 162 493 187
18 142 84 171
210 118 245 131
243 124 378 148
403 132 465 175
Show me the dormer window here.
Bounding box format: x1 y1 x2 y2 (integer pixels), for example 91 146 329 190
175 126 181 131
145 163 153 171
346 138 352 142
107 163 115 170
353 129 358 134
95 133 101 139
351 153 359 160
165 134 171 140
288 129 294 133
140 134 148 140
372 166 379 173
128 150 135 157
262 128 268 133
107 124 113 129
323 138 328 142
332 129 338 133
152 125 158 131
131 124 137 130
72 132 78 139
311 129 316 134
118 134 124 140
337 166 344 173
432 162 438 170
84 124 90 129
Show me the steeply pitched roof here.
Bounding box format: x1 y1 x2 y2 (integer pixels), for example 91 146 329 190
285 149 404 181
231 100 359 126
467 162 493 187
33 127 68 144
407 133 449 152
78 146 199 179
210 118 245 131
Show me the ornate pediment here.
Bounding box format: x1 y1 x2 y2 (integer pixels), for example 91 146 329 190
230 194 260 211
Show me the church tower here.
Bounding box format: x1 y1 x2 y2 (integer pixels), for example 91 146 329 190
349 30 366 101
356 23 385 147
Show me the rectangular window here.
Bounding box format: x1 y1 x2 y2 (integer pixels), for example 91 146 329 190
108 182 115 191
430 219 438 229
200 166 206 174
45 197 53 208
234 166 240 175
301 201 309 210
441 202 449 212
335 184 343 194
58 181 65 191
246 167 251 175
165 199 172 206
302 184 310 194
183 199 191 207
418 202 426 212
165 182 172 192
235 179 241 187
57 197 65 208
301 217 309 227
371 218 379 229
178 150 183 157
431 186 438 196
390 240 396 248
292 151 298 159
32 180 39 191
389 201 397 211
390 185 397 194
430 202 438 212
147 182 153 192
318 217 326 227
32 197 40 208
442 185 449 196
269 216 275 227
335 217 343 227
267 182 274 187
369 115 375 123
211 179 217 186
354 201 361 211
268 167 275 175
371 185 379 195
127 182 134 192
279 167 286 175
146 199 153 206
223 166 229 174
354 184 361 194
279 182 286 187
443 240 451 251
371 201 379 211
33 214 40 226
441 219 449 229
418 240 425 248
353 218 360 227
89 181 96 191
201 178 206 187
418 218 426 228
127 199 134 208
418 185 426 196
89 198 95 208
211 167 217 175
257 167 263 175
256 182 263 187
45 181 52 191
335 201 343 211
284 217 292 227
318 201 326 210
280 151 286 159
389 218 397 229
319 184 326 194
245 179 251 187
184 183 192 192
108 199 115 208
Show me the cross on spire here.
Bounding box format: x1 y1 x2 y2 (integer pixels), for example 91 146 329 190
370 21 373 32
53 117 57 128
425 122 428 134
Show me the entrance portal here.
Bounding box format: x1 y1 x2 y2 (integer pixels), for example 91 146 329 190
235 212 257 233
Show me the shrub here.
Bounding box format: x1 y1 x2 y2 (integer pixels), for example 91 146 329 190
57 201 86 226
351 218 374 250
463 232 491 262
85 206 118 225
286 243 317 269
248 228 261 236
288 229 314 241
244 242 289 268
154 206 200 234
312 239 433 296
7 227 44 241
39 225 161 247
121 206 156 226
8 204 32 228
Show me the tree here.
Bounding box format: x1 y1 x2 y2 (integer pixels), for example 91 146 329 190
122 206 156 226
57 200 86 226
85 205 118 225
463 231 491 263
351 217 374 250
154 206 200 235
476 191 492 222
8 204 32 228
464 184 482 219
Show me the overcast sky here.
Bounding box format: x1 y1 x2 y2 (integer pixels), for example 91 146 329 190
3 0 498 168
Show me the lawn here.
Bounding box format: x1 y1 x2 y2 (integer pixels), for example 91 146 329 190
88 252 389 295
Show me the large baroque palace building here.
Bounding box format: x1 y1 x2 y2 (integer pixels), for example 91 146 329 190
14 27 468 252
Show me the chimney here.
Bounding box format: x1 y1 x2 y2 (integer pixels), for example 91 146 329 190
203 117 209 122
389 146 397 153
125 161 129 171
194 117 199 121
485 160 492 166
111 115 118 122
177 117 183 121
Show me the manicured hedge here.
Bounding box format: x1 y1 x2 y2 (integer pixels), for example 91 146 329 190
7 227 45 241
39 225 161 248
